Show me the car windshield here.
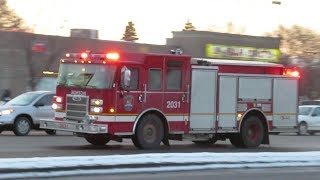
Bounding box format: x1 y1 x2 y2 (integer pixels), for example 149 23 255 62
299 106 313 116
57 64 116 89
6 93 40 106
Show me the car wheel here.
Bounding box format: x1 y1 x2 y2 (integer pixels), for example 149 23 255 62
308 131 316 135
298 122 308 135
45 129 57 135
14 116 32 136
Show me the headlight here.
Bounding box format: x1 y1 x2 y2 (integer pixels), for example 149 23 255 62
52 103 62 110
0 109 14 115
90 106 103 113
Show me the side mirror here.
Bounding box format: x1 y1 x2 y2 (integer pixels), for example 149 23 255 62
34 102 45 107
121 66 131 90
312 113 317 117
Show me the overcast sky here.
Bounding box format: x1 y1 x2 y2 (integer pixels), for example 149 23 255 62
7 0 320 44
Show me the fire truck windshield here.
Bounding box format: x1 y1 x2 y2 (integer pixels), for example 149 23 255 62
57 63 116 89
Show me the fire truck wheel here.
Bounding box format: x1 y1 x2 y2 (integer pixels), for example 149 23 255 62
131 135 141 149
13 116 32 136
135 114 164 149
45 129 57 135
240 116 264 148
229 134 244 148
192 139 217 145
84 134 110 146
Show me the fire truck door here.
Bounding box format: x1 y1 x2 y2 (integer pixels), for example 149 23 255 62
189 67 217 131
117 66 143 119
142 56 164 112
163 59 188 131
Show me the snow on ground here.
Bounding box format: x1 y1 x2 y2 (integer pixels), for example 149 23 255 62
1 151 320 179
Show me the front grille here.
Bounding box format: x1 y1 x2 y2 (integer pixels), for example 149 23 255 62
66 95 88 121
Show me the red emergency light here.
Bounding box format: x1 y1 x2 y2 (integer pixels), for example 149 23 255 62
81 52 89 59
284 68 300 77
106 52 120 60
63 51 120 62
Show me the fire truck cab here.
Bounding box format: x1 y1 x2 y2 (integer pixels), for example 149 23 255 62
40 51 299 149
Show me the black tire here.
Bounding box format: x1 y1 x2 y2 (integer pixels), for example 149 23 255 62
308 131 316 135
13 116 32 136
298 122 308 135
134 114 164 149
131 135 142 149
229 134 245 148
193 139 217 145
45 129 57 135
240 116 264 148
84 134 110 146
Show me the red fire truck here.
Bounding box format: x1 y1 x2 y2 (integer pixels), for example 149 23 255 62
40 51 300 149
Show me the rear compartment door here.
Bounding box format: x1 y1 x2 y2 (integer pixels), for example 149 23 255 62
273 78 298 128
189 66 217 131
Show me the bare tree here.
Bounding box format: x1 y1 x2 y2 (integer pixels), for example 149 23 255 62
0 0 32 32
265 25 320 59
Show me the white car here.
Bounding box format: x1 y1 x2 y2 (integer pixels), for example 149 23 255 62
0 91 56 136
298 105 320 135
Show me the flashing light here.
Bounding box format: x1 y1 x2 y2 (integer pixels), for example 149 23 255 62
81 52 88 59
90 99 103 106
43 71 55 75
65 53 71 57
284 68 300 77
109 108 115 113
290 70 300 77
106 52 120 60
54 96 63 103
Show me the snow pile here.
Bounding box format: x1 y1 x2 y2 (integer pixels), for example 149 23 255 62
1 151 320 179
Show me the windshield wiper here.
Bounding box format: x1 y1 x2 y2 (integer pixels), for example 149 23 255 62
68 83 85 89
86 85 98 89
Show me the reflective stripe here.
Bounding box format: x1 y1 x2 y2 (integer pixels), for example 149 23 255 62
266 115 273 121
54 113 186 122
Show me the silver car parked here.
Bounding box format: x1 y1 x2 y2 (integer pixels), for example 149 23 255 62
298 105 320 135
0 91 56 136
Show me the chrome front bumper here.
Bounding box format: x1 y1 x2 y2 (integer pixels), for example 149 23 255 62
39 119 108 134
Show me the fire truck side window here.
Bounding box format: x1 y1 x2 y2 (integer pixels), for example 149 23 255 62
166 69 182 90
166 60 182 90
129 68 138 90
148 69 162 90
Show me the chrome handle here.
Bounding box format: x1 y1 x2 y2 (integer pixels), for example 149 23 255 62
182 94 186 102
186 84 190 103
138 94 143 102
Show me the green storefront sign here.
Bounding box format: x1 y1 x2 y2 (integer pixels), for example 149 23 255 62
205 44 280 62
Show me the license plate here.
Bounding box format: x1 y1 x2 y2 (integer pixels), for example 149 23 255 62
59 123 68 129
